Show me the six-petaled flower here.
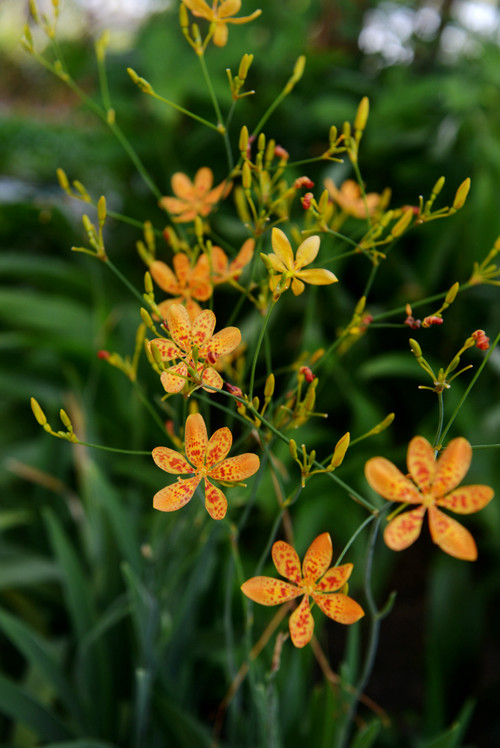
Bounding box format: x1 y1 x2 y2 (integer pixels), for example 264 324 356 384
325 178 381 219
182 0 262 47
241 532 364 648
159 167 232 222
152 412 260 519
150 304 241 394
365 436 494 561
264 227 338 300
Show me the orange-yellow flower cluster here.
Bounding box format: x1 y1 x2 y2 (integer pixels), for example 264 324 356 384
152 412 260 519
241 533 364 647
365 436 494 561
159 168 231 222
182 0 262 47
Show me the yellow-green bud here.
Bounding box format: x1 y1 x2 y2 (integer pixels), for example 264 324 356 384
97 195 106 225
31 397 47 426
354 96 369 132
239 126 249 155
59 409 72 430
329 125 338 145
370 413 395 434
452 178 471 210
144 271 154 295
445 281 459 305
329 432 350 468
140 307 154 329
257 133 266 152
238 53 253 81
264 373 275 399
56 168 70 192
292 55 306 81
179 2 189 28
252 396 260 410
409 338 422 357
289 438 298 460
242 161 252 190
391 209 413 238
432 176 445 196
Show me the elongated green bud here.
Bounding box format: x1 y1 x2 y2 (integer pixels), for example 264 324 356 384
238 53 253 81
391 209 413 238
140 307 154 329
239 125 249 155
329 432 350 468
59 409 72 430
242 161 252 190
31 397 47 426
432 176 445 196
56 167 70 193
445 281 459 305
354 96 369 132
289 438 298 460
264 373 275 399
452 178 470 210
97 195 106 225
409 338 422 357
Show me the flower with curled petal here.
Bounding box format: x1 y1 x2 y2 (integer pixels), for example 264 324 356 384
365 436 494 561
264 228 338 300
152 412 260 519
149 304 241 394
159 168 231 222
150 252 212 322
241 533 364 648
182 0 262 47
210 238 254 285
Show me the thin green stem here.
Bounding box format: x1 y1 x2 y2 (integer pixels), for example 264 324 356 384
74 441 151 455
248 301 276 400
105 258 145 306
433 391 445 449
107 121 162 200
334 513 378 567
439 331 500 446
371 283 472 322
197 53 234 171
147 88 221 133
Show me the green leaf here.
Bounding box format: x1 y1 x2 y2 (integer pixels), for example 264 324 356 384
41 742 119 748
349 719 382 748
419 700 475 748
0 552 60 588
0 673 73 742
358 352 422 380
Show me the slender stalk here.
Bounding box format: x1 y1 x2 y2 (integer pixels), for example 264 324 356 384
197 53 234 171
105 258 145 306
248 301 276 400
74 441 151 455
433 390 445 450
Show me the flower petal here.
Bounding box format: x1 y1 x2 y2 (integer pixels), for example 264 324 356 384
191 309 216 350
365 457 421 503
438 485 494 514
271 228 294 271
153 475 200 512
407 435 435 492
218 0 242 18
241 576 302 605
204 479 227 519
149 260 180 294
152 446 193 475
295 268 338 286
172 253 191 288
209 453 260 482
271 540 302 584
295 235 320 269
289 595 314 648
313 592 365 624
200 365 223 392
171 172 195 200
159 196 190 216
384 506 426 551
148 338 182 362
184 412 208 469
427 505 477 560
302 532 333 583
316 563 353 592
291 277 305 295
431 438 472 498
194 167 213 195
181 0 212 20
230 238 254 275
204 326 241 360
210 246 229 282
205 426 232 468
160 363 188 393
166 303 192 352
190 254 212 301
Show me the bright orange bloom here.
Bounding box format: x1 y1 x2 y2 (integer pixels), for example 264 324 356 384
152 412 260 519
182 0 262 47
365 436 494 561
241 533 364 648
325 178 381 219
210 238 254 285
265 228 338 299
159 168 232 222
150 252 212 322
150 304 241 394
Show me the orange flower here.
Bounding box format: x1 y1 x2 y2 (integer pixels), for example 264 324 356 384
264 228 338 299
325 178 380 219
241 533 364 648
150 252 212 322
210 238 254 285
365 436 494 561
150 303 241 394
159 168 231 223
182 0 262 47
152 412 260 519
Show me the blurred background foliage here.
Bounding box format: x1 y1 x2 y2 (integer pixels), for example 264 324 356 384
1 0 500 746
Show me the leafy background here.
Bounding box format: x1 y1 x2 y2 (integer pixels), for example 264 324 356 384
1 1 500 746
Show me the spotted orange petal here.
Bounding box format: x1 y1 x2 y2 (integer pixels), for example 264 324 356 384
153 475 201 512
149 338 182 362
152 446 193 475
191 309 216 350
365 457 422 503
316 563 353 593
295 268 338 286
206 179 232 205
431 438 472 498
194 167 213 195
204 479 227 519
173 208 198 223
171 172 195 200
313 592 365 625
149 260 180 295
240 576 302 605
190 254 212 301
384 506 426 551
184 298 204 322
166 304 192 352
203 326 241 360
210 246 229 282
160 362 188 394
407 436 435 492
272 540 302 584
184 412 208 469
205 426 232 469
427 505 477 560
209 453 260 482
200 365 223 392
159 196 190 216
173 253 191 288
295 235 320 269
438 485 494 514
230 238 254 275
289 595 314 648
271 228 294 271
302 533 333 583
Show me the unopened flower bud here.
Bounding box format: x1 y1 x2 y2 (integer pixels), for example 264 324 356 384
432 176 445 196
31 397 47 426
391 209 413 238
452 178 471 211
274 145 289 161
242 161 252 190
59 409 72 430
225 383 243 398
238 53 253 81
264 373 275 398
301 192 313 210
354 96 369 132
299 366 315 383
409 338 422 357
422 315 443 328
329 432 350 468
445 281 459 305
289 438 298 460
239 125 249 155
294 176 314 190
